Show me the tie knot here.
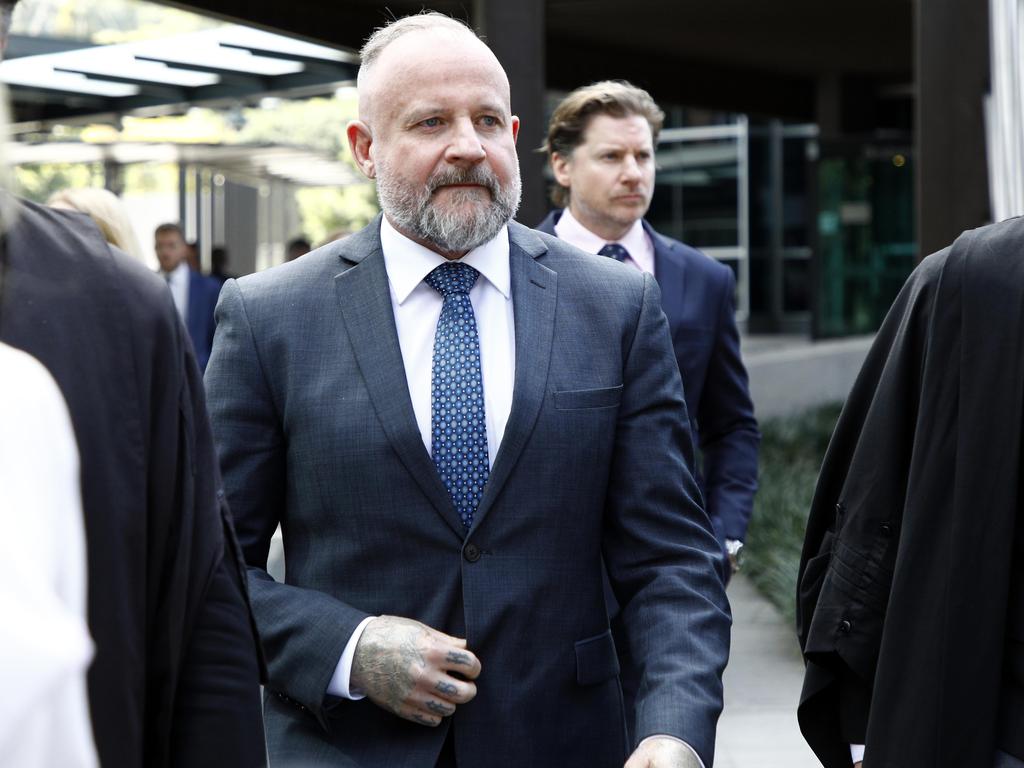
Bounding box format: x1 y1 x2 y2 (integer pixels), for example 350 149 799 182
598 243 630 263
425 262 479 297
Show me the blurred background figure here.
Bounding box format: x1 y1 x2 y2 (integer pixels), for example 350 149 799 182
0 341 98 768
154 222 221 371
210 245 234 285
285 235 310 261
48 187 145 262
185 239 200 271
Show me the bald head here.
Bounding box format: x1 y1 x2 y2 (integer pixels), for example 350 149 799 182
356 13 509 126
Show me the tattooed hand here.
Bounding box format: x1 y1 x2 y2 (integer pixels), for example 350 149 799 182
350 615 481 727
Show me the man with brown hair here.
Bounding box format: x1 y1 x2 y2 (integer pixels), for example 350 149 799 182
538 81 759 581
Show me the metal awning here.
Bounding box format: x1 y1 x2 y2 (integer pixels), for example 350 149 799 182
2 25 358 130
7 140 363 188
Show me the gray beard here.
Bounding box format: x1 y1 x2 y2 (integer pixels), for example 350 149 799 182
375 161 521 253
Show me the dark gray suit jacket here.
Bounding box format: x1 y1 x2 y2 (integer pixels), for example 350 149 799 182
205 217 730 767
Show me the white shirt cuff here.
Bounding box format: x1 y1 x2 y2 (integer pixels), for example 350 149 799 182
850 744 865 763
326 616 375 700
638 735 705 768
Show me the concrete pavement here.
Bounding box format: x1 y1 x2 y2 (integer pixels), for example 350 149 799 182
716 574 822 768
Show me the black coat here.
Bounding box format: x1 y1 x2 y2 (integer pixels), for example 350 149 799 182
796 217 1024 767
0 199 265 768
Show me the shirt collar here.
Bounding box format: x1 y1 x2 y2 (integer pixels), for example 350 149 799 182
162 261 190 283
555 207 648 260
380 214 511 305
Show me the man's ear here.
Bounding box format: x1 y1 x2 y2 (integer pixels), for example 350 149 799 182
511 115 520 144
550 151 572 189
346 120 375 179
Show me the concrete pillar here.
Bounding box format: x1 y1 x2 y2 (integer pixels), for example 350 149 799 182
916 0 990 257
472 0 547 226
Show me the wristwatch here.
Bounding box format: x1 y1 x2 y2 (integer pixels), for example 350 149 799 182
725 539 744 573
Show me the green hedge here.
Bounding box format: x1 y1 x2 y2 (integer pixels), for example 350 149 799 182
741 403 843 624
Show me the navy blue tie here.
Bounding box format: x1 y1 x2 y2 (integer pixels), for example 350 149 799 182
424 263 489 530
599 243 630 262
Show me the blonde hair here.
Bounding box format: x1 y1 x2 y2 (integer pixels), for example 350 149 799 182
48 187 145 262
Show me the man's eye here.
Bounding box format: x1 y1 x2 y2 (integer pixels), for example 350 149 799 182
420 118 442 128
479 115 499 127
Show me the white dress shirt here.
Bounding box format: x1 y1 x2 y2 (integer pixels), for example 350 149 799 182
0 343 98 768
554 207 656 275
161 261 190 323
327 215 516 699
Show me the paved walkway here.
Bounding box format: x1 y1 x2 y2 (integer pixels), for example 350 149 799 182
716 574 822 767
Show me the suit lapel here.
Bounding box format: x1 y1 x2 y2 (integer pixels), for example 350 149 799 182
471 223 556 532
333 220 466 538
646 221 687 327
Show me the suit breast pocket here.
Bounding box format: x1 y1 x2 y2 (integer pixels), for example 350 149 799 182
574 629 621 686
553 385 623 410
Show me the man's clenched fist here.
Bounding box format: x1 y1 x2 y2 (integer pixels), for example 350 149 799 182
351 616 481 726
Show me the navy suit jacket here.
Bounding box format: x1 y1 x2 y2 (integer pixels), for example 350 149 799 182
205 216 731 768
186 269 221 371
538 211 760 545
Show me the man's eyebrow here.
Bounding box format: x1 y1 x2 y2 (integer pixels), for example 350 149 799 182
402 106 443 120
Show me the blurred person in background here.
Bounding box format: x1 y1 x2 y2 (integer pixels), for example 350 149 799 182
48 186 145 262
155 222 221 371
285 235 311 261
0 3 265 764
0 341 97 768
538 81 759 582
211 245 235 285
185 238 200 271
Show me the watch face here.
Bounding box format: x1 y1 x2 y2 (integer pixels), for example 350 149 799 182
725 540 744 557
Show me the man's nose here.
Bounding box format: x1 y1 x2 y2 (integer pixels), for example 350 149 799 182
620 155 643 183
445 118 487 165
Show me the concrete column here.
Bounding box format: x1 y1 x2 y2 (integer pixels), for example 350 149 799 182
472 0 547 226
916 0 990 257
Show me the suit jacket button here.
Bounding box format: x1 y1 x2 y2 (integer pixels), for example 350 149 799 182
463 543 481 563
880 521 893 536
838 619 852 635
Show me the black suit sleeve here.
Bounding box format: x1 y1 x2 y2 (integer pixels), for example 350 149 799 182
170 554 267 767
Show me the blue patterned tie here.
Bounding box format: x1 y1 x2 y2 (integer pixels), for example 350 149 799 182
424 263 489 530
599 243 630 262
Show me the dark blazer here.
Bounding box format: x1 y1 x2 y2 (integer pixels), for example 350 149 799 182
537 211 759 547
0 200 265 768
205 216 731 768
796 218 1024 766
186 269 221 371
